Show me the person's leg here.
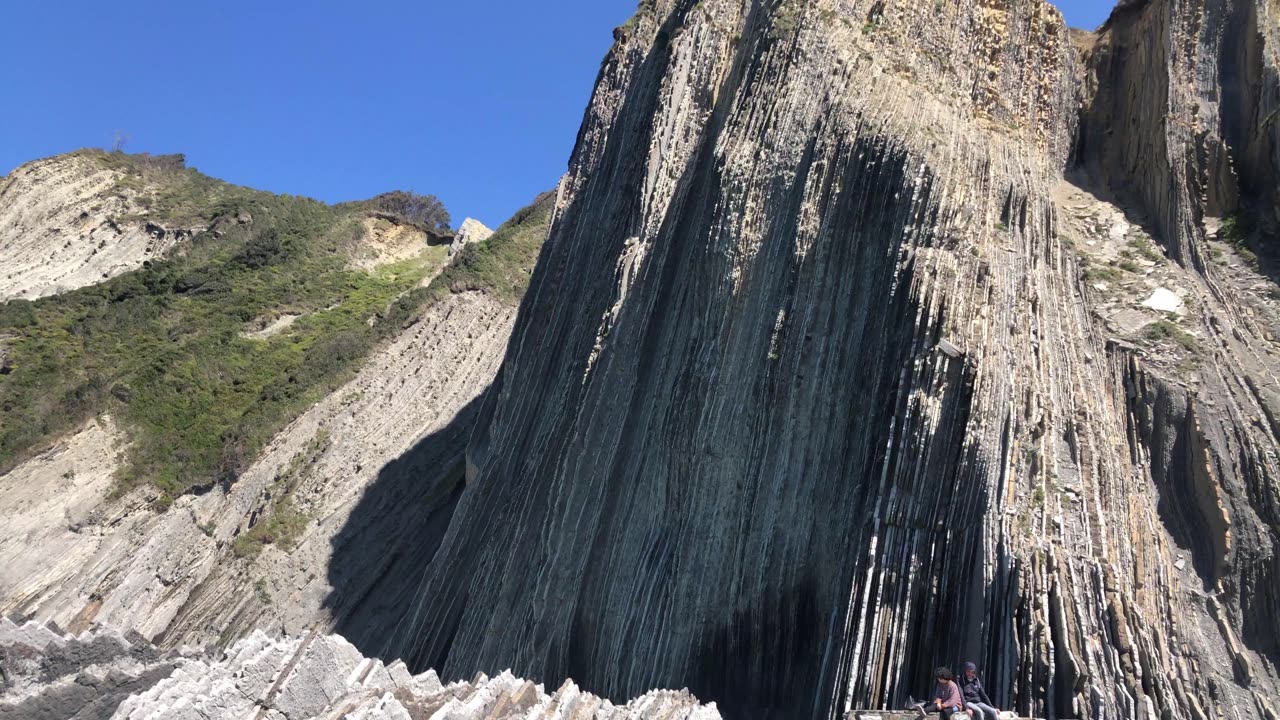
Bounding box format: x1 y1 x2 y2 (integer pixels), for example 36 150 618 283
973 702 997 720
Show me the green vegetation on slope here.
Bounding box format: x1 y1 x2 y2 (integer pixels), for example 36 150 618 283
232 430 330 558
0 151 467 504
381 190 555 331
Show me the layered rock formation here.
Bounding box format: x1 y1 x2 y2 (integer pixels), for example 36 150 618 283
0 620 719 720
0 152 197 300
5 1 1280 719
451 218 495 255
0 288 514 646
0 618 200 720
0 183 552 656
336 1 1280 719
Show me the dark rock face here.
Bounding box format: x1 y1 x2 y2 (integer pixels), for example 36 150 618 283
357 1 1280 718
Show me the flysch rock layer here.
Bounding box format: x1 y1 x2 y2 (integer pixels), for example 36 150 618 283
0 290 516 649
353 1 1280 719
450 218 495 255
0 153 195 300
0 620 719 720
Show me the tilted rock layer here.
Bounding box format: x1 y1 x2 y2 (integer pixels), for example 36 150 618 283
0 291 512 646
0 153 195 300
351 1 1280 719
0 620 718 720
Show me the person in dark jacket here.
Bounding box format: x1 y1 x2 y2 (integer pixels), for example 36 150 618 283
960 662 999 720
925 667 966 718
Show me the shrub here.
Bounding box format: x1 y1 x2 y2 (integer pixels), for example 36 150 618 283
1126 237 1163 263
1144 320 1198 352
361 191 451 232
0 300 35 328
1219 212 1261 268
1084 266 1122 284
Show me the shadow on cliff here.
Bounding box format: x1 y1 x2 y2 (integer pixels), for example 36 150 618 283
319 392 485 660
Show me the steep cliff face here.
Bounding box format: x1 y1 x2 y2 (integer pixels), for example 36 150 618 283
357 1 1280 719
1075 0 1280 264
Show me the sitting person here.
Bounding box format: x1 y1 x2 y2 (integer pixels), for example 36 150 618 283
927 666 966 718
960 662 1000 720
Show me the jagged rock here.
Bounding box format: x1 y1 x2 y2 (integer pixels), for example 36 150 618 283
450 217 494 255
0 618 195 719
0 622 717 720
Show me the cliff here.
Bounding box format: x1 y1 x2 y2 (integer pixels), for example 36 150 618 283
354 1 1280 719
4 1 1280 718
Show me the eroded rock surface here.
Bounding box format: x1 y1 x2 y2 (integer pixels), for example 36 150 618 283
0 617 198 720
450 217 495 255
348 1 1280 719
0 291 516 648
5 1 1280 719
0 152 196 300
0 621 718 720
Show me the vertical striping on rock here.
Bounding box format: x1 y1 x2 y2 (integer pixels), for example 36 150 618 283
346 1 1280 719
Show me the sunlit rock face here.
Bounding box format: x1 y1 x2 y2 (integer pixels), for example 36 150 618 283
374 1 1280 718
0 620 720 720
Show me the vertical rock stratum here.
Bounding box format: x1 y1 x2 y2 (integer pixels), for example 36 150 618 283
359 1 1280 719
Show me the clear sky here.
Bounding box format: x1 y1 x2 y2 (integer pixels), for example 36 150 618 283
1 1 1116 228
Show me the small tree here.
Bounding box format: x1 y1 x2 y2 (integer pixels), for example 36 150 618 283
110 131 131 153
366 191 451 232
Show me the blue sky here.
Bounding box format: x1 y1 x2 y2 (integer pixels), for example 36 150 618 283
1 1 1115 227
1059 1 1117 29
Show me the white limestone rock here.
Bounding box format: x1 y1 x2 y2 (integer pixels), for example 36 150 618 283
1141 287 1185 315
97 627 718 720
450 217 494 255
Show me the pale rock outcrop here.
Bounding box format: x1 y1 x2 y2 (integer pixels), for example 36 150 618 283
0 416 126 613
0 621 719 720
110 630 719 720
349 215 439 270
0 153 194 300
450 218 494 255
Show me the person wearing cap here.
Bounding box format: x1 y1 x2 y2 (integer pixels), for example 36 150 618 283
960 662 999 720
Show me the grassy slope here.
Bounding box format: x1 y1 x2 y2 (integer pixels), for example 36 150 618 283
425 190 553 304
0 151 552 505
232 193 554 557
